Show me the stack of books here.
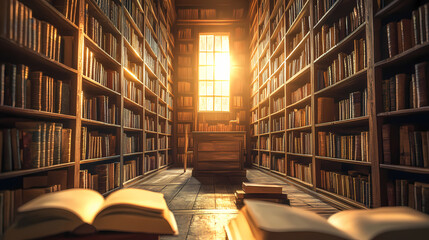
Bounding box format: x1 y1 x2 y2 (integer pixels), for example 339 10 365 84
235 183 289 207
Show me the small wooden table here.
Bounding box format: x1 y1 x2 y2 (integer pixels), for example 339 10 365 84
192 131 246 176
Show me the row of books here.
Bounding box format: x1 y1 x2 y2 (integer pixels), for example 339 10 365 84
271 1 285 34
290 82 311 104
123 159 138 182
287 15 310 53
387 179 429 213
145 116 156 131
84 8 119 60
177 28 192 40
289 160 312 184
313 0 338 24
260 84 270 103
144 154 157 172
0 63 70 114
320 170 371 207
260 136 269 150
81 127 116 160
316 38 367 90
145 137 155 151
123 79 143 105
123 19 143 57
382 3 429 59
158 136 166 149
338 89 368 120
144 99 156 112
271 23 285 55
51 0 79 24
144 48 156 73
272 134 285 152
0 171 65 233
83 47 120 92
260 120 269 134
178 111 193 121
158 153 167 167
272 156 285 173
123 0 144 33
288 38 310 79
273 96 285 112
123 108 141 129
317 131 370 162
272 116 285 132
287 132 312 154
145 25 159 57
144 71 157 93
286 0 308 29
260 153 269 168
177 96 194 107
80 162 120 193
251 95 258 109
271 67 285 92
382 62 429 111
288 105 311 128
251 110 258 123
197 123 245 132
382 124 429 168
93 0 120 29
315 0 365 58
158 104 166 118
81 94 119 124
178 43 194 54
124 51 143 81
124 134 141 154
0 0 65 63
1 123 72 172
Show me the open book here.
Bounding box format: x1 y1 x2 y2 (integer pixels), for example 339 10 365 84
4 188 178 240
226 200 429 240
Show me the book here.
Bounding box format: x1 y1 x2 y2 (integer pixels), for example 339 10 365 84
242 182 282 194
4 188 178 239
317 97 335 123
226 200 429 240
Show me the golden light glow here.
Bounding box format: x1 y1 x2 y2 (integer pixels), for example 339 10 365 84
198 34 230 112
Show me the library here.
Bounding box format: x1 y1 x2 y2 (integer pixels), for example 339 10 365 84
1 0 429 239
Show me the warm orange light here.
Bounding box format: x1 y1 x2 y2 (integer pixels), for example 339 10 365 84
198 34 230 112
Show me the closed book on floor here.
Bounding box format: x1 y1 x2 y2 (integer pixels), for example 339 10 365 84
226 200 429 240
242 182 282 194
4 188 178 240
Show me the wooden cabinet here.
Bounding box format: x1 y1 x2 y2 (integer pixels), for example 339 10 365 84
192 132 246 176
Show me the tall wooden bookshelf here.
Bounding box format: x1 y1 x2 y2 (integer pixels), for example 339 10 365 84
249 0 429 212
0 0 176 231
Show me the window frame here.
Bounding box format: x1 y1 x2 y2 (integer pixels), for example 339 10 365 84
197 32 231 112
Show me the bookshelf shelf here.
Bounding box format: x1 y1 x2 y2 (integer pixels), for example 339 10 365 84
287 95 311 109
86 0 121 36
286 64 310 84
0 37 78 75
124 38 144 61
0 162 76 180
313 23 366 64
80 155 121 165
314 69 367 96
124 68 144 85
315 116 369 128
287 175 313 188
374 41 429 68
124 97 143 109
287 153 312 158
82 76 121 96
315 156 371 166
21 0 79 32
286 32 310 60
81 118 120 128
286 125 311 132
373 0 408 19
316 188 367 209
376 107 429 117
285 0 309 36
123 152 144 157
124 127 144 132
0 106 76 120
379 164 429 175
313 0 343 30
84 35 121 67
